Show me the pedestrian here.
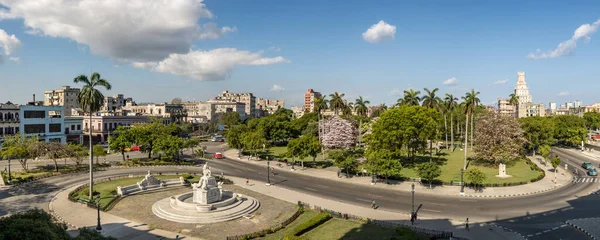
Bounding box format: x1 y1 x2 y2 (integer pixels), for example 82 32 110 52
371 199 376 209
245 178 249 186
127 154 130 160
221 171 224 178
271 167 275 176
465 218 470 231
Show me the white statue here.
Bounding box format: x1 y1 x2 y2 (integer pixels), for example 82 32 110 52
203 163 212 177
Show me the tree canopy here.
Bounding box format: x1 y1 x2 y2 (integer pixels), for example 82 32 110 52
473 111 525 166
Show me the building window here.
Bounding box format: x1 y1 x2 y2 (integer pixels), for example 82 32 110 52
71 125 75 131
24 124 45 134
0 128 3 135
15 127 19 133
77 124 81 130
49 124 62 133
24 111 45 118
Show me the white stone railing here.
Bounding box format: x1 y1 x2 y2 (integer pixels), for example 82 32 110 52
117 172 186 196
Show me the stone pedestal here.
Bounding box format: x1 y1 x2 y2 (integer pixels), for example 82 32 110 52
496 163 512 178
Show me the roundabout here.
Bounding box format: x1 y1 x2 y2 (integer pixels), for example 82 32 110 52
1 146 599 240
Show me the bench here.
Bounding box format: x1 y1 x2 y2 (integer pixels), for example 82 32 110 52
451 182 463 186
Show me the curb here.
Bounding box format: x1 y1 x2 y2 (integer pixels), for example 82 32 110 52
462 184 564 198
566 219 599 240
489 223 529 240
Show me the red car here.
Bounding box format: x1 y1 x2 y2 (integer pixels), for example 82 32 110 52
131 145 140 151
213 152 224 159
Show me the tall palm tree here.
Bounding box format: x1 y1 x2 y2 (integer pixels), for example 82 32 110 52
354 96 370 117
444 94 458 151
343 102 354 116
508 93 519 118
398 89 421 106
328 92 346 115
461 89 479 171
74 72 111 200
421 88 441 109
466 89 480 149
313 96 328 115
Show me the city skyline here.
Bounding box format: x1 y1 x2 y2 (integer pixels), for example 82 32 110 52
2 1 600 107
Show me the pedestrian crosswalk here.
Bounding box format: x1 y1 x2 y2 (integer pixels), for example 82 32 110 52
573 177 599 183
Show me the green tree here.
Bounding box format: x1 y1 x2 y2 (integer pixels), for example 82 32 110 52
366 149 402 183
421 88 441 109
1 134 42 172
0 139 27 181
108 126 133 161
539 144 551 161
354 96 370 117
416 161 441 189
130 120 177 159
465 168 486 192
67 144 88 166
155 135 185 162
329 92 346 115
330 150 358 178
583 112 600 130
221 111 241 127
553 115 587 147
444 94 458 151
301 134 322 162
74 72 112 200
291 112 318 136
286 137 304 167
473 111 525 167
551 156 561 184
92 144 107 165
242 130 268 160
43 142 68 172
226 124 248 151
313 96 328 116
397 89 421 106
519 117 557 154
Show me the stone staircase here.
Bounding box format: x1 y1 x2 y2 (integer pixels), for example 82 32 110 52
152 196 260 224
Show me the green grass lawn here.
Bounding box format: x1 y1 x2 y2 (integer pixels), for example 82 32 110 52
302 218 430 240
260 210 318 240
266 146 330 162
73 175 200 208
397 150 541 184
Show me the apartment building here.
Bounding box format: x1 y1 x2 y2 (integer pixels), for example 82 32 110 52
102 94 135 112
19 104 65 143
0 102 20 146
256 98 285 116
182 100 246 123
122 103 186 123
64 117 84 144
290 106 305 119
215 90 255 118
83 115 159 144
43 86 81 116
497 98 515 117
304 89 321 113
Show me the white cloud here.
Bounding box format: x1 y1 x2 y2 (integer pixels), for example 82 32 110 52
362 20 396 43
557 91 570 96
0 0 236 62
493 79 509 85
442 77 458 86
268 47 281 52
198 23 237 40
131 48 290 80
528 19 600 59
0 28 22 56
388 88 402 96
270 84 285 92
8 56 19 63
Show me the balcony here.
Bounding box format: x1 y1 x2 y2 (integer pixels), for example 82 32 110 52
0 118 19 123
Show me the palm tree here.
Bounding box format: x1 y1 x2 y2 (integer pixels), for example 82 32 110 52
508 93 519 118
313 96 328 115
444 94 458 151
398 89 421 106
328 92 346 115
354 96 370 117
343 102 354 116
421 88 441 109
74 72 112 200
466 89 481 149
461 89 479 171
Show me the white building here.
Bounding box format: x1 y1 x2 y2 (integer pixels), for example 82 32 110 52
574 100 582 108
0 102 20 147
19 105 65 143
183 100 246 123
514 72 533 118
215 90 255 117
290 106 305 119
64 117 84 144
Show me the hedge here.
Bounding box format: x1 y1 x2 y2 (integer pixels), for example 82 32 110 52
287 212 331 237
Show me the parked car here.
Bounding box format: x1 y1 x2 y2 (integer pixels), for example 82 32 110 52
588 168 598 176
213 152 224 159
582 162 594 170
131 145 140 151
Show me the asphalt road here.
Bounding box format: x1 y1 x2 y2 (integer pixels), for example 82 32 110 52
1 144 598 240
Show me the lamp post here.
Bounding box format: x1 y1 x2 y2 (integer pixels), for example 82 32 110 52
411 183 415 225
266 156 271 186
94 193 102 231
460 168 465 195
7 159 11 183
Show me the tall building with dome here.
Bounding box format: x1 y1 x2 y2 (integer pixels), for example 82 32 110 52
515 72 533 118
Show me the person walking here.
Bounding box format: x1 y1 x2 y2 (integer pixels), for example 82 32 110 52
465 218 470 231
245 178 249 186
271 167 276 176
371 199 376 209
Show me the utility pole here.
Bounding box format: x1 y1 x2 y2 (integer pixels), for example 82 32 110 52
411 183 415 224
266 156 271 186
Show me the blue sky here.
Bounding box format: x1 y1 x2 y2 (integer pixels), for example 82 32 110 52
1 0 599 107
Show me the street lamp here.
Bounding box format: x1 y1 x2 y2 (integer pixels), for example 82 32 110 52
460 168 465 195
94 193 102 231
266 156 271 186
411 183 415 225
7 159 12 184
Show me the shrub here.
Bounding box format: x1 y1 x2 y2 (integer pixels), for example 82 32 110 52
289 212 331 237
395 227 417 240
181 174 193 180
80 188 100 198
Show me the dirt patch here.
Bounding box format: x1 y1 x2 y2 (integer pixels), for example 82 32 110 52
109 185 297 240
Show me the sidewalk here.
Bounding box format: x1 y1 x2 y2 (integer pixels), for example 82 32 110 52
50 185 201 240
223 149 571 198
227 175 526 240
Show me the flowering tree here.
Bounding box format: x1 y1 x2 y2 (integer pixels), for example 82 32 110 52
473 111 525 167
321 116 357 149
